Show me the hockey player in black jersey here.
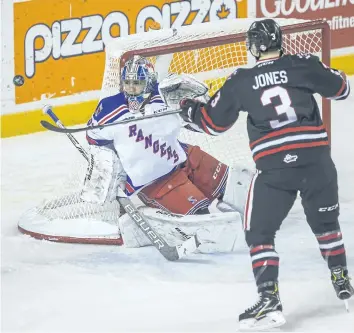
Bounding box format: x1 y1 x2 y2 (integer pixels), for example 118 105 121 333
176 19 353 331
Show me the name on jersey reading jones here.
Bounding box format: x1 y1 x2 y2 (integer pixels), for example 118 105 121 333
253 70 288 90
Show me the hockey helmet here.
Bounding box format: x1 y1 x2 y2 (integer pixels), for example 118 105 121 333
121 55 157 96
246 19 283 59
121 55 157 113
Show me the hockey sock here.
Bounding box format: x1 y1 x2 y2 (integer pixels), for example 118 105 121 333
316 230 347 269
250 244 279 292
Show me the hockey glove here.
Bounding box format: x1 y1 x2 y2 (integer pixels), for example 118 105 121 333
179 99 202 124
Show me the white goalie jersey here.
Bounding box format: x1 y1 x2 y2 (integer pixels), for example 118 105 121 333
85 83 193 197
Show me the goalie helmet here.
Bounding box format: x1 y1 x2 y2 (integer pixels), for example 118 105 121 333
121 55 157 113
246 19 283 60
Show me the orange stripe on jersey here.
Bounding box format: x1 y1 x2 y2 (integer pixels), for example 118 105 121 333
201 118 211 135
243 179 252 231
250 125 325 148
335 72 347 97
200 107 232 132
243 171 258 231
253 141 329 162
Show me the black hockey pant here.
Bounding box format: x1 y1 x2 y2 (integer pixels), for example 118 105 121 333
244 152 347 292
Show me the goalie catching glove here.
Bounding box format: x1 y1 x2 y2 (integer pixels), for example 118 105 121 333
158 73 209 112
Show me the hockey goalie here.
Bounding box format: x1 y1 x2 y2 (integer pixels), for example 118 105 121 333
83 55 253 253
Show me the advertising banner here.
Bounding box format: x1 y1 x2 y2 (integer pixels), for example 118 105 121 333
13 0 247 106
256 0 354 50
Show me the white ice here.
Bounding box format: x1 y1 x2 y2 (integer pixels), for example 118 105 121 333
2 78 354 332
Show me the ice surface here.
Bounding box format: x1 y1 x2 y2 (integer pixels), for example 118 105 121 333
1 78 354 332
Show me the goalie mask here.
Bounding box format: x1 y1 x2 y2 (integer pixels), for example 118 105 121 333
121 55 157 113
246 19 283 60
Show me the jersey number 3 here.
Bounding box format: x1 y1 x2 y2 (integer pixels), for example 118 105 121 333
261 86 297 129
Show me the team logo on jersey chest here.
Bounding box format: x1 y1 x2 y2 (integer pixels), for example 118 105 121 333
128 124 179 163
128 99 140 111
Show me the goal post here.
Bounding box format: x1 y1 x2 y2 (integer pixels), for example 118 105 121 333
18 18 331 245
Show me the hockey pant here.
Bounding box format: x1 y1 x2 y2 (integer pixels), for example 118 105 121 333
138 145 229 215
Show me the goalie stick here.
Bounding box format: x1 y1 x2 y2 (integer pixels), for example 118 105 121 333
43 105 200 261
43 106 93 164
40 108 183 134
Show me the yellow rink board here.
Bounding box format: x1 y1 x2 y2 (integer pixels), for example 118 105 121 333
1 54 353 138
1 100 98 138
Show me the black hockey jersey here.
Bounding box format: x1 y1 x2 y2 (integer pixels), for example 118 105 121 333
194 54 350 169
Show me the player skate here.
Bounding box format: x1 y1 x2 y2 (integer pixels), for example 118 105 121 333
238 284 285 331
331 266 354 300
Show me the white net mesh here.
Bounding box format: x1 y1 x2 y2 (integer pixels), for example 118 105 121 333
18 18 327 244
18 146 122 244
101 18 324 169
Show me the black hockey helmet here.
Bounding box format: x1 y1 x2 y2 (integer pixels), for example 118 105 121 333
246 19 283 59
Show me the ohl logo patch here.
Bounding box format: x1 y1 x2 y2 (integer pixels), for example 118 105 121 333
188 196 198 205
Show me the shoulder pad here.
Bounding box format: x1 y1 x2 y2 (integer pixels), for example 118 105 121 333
94 92 127 118
102 92 125 106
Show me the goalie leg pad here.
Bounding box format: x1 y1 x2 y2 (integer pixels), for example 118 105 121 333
121 207 242 252
218 165 254 217
80 144 126 204
119 212 151 248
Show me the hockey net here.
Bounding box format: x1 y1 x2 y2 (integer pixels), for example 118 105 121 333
18 18 330 245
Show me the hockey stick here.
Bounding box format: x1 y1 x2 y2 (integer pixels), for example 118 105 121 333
43 105 200 261
40 107 183 134
43 105 93 164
